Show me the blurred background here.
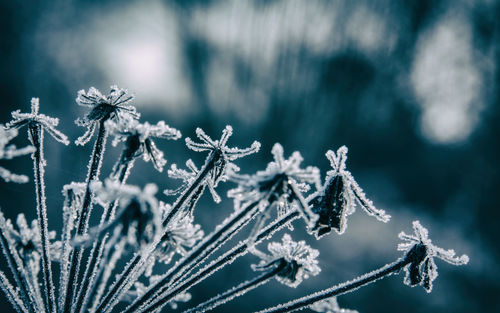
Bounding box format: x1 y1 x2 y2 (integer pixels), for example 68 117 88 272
0 0 498 312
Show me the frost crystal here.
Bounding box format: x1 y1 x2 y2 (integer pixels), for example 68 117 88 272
309 146 390 238
124 276 191 310
107 117 181 174
252 233 320 288
398 220 469 292
75 85 139 145
310 297 358 313
0 125 34 183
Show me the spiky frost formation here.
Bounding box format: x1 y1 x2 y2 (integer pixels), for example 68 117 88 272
398 220 469 293
75 85 139 145
0 125 35 183
309 146 390 238
310 297 358 313
107 117 181 174
252 233 320 288
185 125 260 202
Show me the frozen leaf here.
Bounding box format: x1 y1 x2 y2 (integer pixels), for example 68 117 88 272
310 297 358 313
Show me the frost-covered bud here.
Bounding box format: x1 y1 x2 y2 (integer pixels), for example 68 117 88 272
310 297 358 313
252 233 320 288
75 85 139 145
309 146 390 238
107 117 181 174
398 221 469 293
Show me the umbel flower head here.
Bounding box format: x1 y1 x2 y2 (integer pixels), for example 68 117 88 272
398 220 469 293
252 233 320 288
310 296 358 313
228 143 320 225
107 116 181 174
75 85 139 145
6 97 69 145
0 125 35 183
185 126 260 198
308 146 390 238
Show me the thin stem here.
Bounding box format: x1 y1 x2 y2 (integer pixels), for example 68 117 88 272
0 271 27 313
28 125 57 313
184 261 285 313
62 119 107 313
94 153 219 313
74 159 134 313
138 211 300 313
125 191 275 313
255 258 410 313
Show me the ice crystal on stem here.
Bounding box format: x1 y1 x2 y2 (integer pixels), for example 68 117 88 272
398 220 469 292
309 146 390 238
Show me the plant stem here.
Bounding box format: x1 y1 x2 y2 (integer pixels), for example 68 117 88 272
95 153 219 313
62 119 107 313
184 261 286 313
0 219 36 313
138 211 301 313
74 159 134 313
256 257 410 313
28 124 57 313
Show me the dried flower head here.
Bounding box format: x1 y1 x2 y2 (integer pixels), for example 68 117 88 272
0 125 35 183
185 126 260 201
6 98 69 145
107 117 181 174
252 233 320 288
309 146 390 238
398 220 469 293
75 85 139 145
229 143 320 206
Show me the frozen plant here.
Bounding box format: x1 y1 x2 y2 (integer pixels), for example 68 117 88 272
0 86 468 313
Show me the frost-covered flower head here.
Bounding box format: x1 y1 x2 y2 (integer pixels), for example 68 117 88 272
87 179 162 246
75 85 139 145
154 202 204 265
310 297 358 313
309 146 390 238
107 117 181 174
6 98 69 145
252 233 320 288
185 126 260 201
398 221 469 293
0 125 35 183
229 143 319 213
